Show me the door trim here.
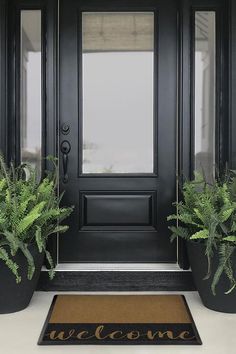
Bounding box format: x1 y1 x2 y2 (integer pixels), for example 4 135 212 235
0 0 233 289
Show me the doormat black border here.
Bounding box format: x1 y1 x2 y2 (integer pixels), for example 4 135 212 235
38 295 202 345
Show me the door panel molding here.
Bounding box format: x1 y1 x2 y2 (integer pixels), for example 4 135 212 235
80 192 156 230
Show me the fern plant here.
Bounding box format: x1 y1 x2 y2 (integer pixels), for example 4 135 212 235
167 171 236 295
0 154 73 283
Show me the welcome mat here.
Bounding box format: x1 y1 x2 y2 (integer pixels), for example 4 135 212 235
38 295 202 345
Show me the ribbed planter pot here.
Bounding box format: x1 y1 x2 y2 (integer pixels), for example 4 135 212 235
187 241 236 313
0 243 44 314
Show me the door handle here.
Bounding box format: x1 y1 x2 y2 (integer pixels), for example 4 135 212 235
60 140 71 183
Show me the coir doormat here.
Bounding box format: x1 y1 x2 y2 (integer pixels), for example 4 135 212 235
38 295 202 345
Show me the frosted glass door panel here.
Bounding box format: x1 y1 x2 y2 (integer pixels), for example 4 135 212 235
82 13 154 174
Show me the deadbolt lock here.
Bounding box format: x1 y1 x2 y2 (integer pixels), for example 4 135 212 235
61 123 70 135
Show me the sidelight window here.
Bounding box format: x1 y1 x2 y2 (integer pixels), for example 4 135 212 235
194 11 216 181
20 10 42 176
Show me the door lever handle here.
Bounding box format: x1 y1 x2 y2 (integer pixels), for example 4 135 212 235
60 140 71 183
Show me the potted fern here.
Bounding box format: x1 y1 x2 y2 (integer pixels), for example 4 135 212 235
0 155 73 313
167 171 236 313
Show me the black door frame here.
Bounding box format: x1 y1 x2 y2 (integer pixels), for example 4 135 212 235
58 0 178 264
178 0 231 267
1 0 59 266
0 0 235 290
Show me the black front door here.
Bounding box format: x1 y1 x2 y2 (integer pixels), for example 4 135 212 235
59 0 177 263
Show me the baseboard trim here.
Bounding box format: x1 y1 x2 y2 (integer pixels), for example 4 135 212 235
37 271 195 291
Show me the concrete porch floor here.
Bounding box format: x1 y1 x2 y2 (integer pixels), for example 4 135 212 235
0 291 235 354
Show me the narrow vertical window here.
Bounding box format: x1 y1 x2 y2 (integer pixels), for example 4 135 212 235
194 11 216 180
20 10 42 176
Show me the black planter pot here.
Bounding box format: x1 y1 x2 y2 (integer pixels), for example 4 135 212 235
0 243 44 314
187 241 236 313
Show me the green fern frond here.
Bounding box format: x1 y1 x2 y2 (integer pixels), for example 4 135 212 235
190 229 209 240
0 154 73 283
18 195 36 217
45 250 55 280
17 201 46 234
35 226 45 253
193 208 205 223
5 189 11 204
0 178 6 192
3 231 20 255
219 208 234 223
19 244 35 280
223 236 236 243
47 225 69 236
37 209 61 224
57 207 74 223
0 215 7 227
168 226 189 241
0 247 21 283
167 170 236 295
225 283 236 294
167 214 178 221
231 221 236 232
211 244 235 295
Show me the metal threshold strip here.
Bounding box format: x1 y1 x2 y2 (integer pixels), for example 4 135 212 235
42 263 187 272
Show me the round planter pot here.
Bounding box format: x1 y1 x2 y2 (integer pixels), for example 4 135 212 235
187 241 236 313
0 243 44 314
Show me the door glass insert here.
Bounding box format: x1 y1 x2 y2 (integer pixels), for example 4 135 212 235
20 10 42 177
194 11 216 181
82 12 154 174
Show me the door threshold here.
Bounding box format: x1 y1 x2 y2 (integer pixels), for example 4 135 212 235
38 264 194 291
42 263 186 272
